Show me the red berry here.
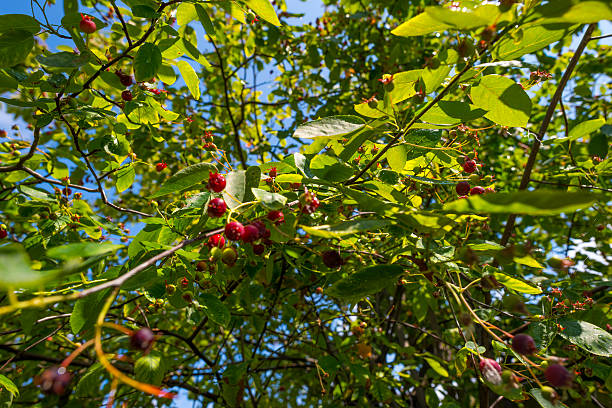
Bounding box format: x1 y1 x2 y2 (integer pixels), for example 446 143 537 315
62 187 72 196
455 181 470 196
207 172 226 193
462 159 477 173
322 250 343 268
242 224 260 243
267 210 285 224
38 366 71 395
0 229 7 239
156 162 167 172
315 287 323 294
120 74 133 87
290 182 302 190
545 364 572 388
208 233 225 248
299 191 320 214
130 328 155 351
512 334 537 355
251 221 267 236
79 15 97 34
207 198 227 218
121 90 133 101
470 186 485 195
221 247 237 266
225 221 245 241
253 244 265 255
268 167 277 178
479 358 502 385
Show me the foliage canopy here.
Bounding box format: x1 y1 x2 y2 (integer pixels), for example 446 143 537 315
0 0 611 407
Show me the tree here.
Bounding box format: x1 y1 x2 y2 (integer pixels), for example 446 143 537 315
0 0 611 406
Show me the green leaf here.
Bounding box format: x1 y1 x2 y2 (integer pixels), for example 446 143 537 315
421 101 487 125
150 162 216 198
550 118 605 143
493 272 542 294
135 352 166 386
557 319 612 357
424 357 449 377
569 118 606 140
176 2 198 25
391 12 450 37
157 63 177 85
0 30 34 69
443 191 598 215
309 154 353 182
0 245 55 289
70 289 111 335
47 242 123 260
301 219 390 239
251 188 287 210
492 24 577 60
0 14 40 34
386 145 407 171
200 293 231 326
532 0 612 24
588 133 608 158
174 60 200 100
513 255 544 269
134 43 162 82
132 5 158 19
116 165 136 193
75 363 106 397
0 374 18 397
388 70 421 103
222 170 247 209
328 264 404 299
424 6 489 29
530 388 569 408
36 51 90 68
244 0 281 26
470 75 531 127
294 116 365 139
354 100 389 118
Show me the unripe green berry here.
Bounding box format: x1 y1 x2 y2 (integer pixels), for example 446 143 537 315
469 174 480 185
210 246 222 261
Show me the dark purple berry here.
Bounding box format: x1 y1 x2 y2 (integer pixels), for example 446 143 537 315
545 364 572 388
512 334 537 355
130 327 155 351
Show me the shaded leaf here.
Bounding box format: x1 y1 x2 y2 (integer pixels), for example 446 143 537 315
150 162 216 198
557 318 612 357
443 191 598 215
200 294 231 326
134 43 162 82
301 219 390 239
470 75 531 127
328 265 404 299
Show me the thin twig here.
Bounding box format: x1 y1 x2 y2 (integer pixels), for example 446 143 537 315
499 24 597 247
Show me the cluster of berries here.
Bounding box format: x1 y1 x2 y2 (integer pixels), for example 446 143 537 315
479 333 574 404
455 155 494 198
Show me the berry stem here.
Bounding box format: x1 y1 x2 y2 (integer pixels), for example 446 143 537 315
61 339 95 368
94 287 175 399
